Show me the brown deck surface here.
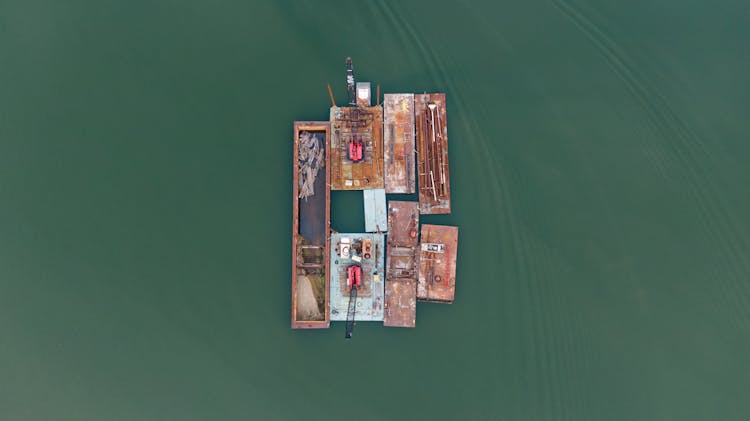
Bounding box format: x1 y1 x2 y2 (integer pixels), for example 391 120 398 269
415 93 451 214
329 106 384 190
291 121 330 328
384 278 417 328
383 94 415 193
386 201 420 276
417 224 458 303
384 201 419 327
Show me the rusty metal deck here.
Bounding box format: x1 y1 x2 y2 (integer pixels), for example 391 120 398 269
329 233 385 321
292 121 331 328
384 279 417 328
386 201 420 277
329 106 384 190
415 93 451 214
383 94 415 193
384 201 420 327
417 224 458 303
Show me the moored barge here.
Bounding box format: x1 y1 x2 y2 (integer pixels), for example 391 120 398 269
384 201 420 327
330 106 384 190
329 233 385 322
417 224 458 303
416 93 451 214
383 94 416 193
291 58 459 336
292 121 331 328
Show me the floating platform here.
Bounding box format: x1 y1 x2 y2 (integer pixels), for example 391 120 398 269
329 233 385 321
363 188 387 233
417 224 458 303
292 59 460 334
415 93 451 214
384 201 420 327
292 121 331 328
383 94 415 193
330 106 384 190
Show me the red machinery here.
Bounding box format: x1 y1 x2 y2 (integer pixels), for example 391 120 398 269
345 264 362 339
348 136 364 163
347 264 362 288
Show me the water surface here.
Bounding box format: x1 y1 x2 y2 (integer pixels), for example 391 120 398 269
1 1 749 419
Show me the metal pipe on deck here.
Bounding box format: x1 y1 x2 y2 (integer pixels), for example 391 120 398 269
327 83 336 107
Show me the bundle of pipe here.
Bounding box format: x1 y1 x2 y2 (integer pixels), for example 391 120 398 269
298 131 325 200
428 103 446 197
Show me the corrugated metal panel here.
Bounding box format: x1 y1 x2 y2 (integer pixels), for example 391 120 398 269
363 188 387 233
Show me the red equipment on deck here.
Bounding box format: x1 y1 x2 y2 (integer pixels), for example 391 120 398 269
347 264 362 288
345 264 362 339
348 137 364 163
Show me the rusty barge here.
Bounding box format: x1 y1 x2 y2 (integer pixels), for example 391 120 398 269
416 93 451 214
292 58 459 336
417 224 458 303
330 106 384 190
291 121 330 328
384 201 419 327
384 94 415 194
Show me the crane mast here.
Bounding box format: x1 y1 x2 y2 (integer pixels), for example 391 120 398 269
345 263 362 339
346 57 356 106
344 286 358 339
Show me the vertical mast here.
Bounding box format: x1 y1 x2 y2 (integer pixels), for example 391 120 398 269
344 286 358 339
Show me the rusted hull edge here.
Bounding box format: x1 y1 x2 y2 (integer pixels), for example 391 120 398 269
292 121 331 329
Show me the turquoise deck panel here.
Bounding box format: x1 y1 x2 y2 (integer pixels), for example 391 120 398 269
363 188 387 233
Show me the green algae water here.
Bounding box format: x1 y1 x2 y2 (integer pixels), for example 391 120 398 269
2 1 749 419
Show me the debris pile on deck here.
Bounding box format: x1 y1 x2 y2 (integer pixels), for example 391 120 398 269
297 131 325 200
292 58 459 337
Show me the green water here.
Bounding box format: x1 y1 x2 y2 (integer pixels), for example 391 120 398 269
2 1 749 420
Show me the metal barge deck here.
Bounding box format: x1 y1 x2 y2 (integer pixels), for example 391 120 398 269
363 188 387 233
329 233 385 321
383 94 415 193
415 93 451 214
329 106 384 190
417 224 458 303
291 121 331 328
384 201 420 327
291 58 460 333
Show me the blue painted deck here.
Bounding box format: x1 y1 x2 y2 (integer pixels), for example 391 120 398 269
363 188 387 233
329 233 385 322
